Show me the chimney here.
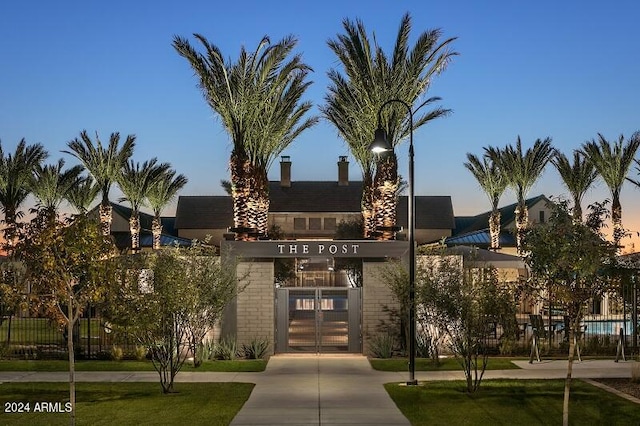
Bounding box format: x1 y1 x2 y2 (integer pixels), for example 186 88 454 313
338 156 349 186
280 156 291 187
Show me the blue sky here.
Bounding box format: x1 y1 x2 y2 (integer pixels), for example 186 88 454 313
2 0 640 238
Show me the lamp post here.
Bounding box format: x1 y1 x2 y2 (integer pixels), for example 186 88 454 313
370 98 418 385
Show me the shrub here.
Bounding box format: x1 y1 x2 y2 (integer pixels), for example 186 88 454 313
242 337 270 359
134 346 147 361
110 345 124 361
369 333 395 358
498 337 516 356
216 337 238 360
195 339 216 365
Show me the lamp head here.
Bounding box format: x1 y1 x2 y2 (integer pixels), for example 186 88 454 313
369 128 392 153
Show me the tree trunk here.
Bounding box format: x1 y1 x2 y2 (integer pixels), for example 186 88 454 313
152 216 162 250
515 203 528 255
230 151 251 241
489 210 501 250
572 195 582 223
563 319 576 426
612 196 623 252
129 214 140 253
246 166 270 239
99 202 112 237
67 294 76 426
373 153 399 241
362 174 375 239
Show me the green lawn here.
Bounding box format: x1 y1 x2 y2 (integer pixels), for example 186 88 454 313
0 382 253 426
385 379 640 426
0 359 267 372
370 357 520 371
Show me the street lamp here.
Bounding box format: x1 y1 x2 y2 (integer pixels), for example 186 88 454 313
370 98 418 386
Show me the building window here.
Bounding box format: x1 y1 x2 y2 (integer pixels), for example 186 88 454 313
539 210 545 223
294 218 306 230
324 218 337 231
309 218 322 230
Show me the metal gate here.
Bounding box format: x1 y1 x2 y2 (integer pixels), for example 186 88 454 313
275 288 361 353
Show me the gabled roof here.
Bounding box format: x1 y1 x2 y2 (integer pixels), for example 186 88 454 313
445 229 516 248
444 245 525 269
453 194 551 236
398 196 455 229
175 196 233 230
110 203 176 235
174 182 456 231
269 181 363 212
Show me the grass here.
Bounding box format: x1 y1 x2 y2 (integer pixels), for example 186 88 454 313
0 359 267 372
369 357 520 372
385 379 640 426
0 382 253 426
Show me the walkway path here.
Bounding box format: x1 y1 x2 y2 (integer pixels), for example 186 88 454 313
0 356 636 425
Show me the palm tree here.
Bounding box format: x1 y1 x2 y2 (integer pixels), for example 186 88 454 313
173 34 317 240
118 158 170 253
63 130 135 236
32 159 83 222
147 169 188 250
0 139 48 247
464 153 507 250
322 13 457 239
582 132 640 249
551 151 598 222
486 136 554 254
65 176 99 215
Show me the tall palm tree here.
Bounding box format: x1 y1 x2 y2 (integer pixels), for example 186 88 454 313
63 130 135 236
0 139 48 247
551 151 598 222
322 13 457 239
147 169 188 250
32 159 83 222
65 176 99 215
464 153 507 250
173 34 317 240
486 136 554 254
118 158 170 253
582 132 640 249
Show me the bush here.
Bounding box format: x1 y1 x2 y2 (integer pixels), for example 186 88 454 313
369 333 395 358
216 337 238 360
134 346 148 361
195 339 216 365
242 337 270 359
498 337 516 356
110 345 124 361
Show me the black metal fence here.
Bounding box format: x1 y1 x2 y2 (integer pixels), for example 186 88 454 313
0 307 138 359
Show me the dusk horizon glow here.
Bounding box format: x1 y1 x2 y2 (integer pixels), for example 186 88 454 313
2 1 639 250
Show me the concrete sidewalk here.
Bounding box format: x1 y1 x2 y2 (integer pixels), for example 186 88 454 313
0 356 636 426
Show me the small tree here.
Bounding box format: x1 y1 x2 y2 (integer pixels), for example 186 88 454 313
13 210 116 426
417 254 517 393
106 242 242 392
523 200 617 426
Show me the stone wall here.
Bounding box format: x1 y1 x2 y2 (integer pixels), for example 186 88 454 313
362 261 401 356
234 260 275 354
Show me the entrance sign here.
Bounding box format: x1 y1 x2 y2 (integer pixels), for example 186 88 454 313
222 240 408 258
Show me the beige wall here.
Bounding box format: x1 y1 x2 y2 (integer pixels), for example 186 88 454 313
234 260 275 355
269 212 361 239
362 261 400 356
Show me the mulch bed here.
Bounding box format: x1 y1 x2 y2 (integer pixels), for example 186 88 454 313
592 378 640 400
